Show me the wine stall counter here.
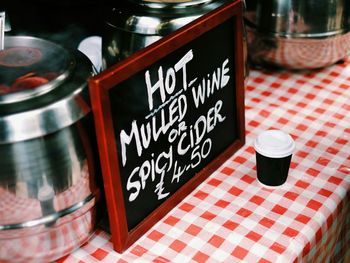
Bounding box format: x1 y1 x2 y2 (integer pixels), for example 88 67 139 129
58 58 350 262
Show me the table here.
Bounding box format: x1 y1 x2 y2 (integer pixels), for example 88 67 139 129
59 58 350 263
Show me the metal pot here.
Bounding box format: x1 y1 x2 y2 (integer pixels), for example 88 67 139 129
244 0 350 69
0 36 100 262
102 0 228 67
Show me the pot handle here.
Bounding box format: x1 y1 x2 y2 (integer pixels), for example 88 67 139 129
0 12 4 50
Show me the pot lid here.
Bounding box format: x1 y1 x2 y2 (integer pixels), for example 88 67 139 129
0 36 93 144
134 0 214 9
0 36 73 104
106 0 227 35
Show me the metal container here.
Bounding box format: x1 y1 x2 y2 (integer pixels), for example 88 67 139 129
0 36 100 262
102 0 228 67
244 0 350 69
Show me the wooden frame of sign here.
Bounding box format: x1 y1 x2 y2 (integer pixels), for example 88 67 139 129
89 0 245 253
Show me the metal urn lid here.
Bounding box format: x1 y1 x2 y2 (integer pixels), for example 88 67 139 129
106 0 227 36
103 0 228 66
0 36 93 143
244 0 350 38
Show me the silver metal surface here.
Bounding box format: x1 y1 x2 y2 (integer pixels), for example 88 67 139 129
0 36 93 143
0 191 97 230
0 36 74 105
0 116 99 262
130 0 217 10
0 194 97 262
245 0 350 37
4 11 10 32
103 0 228 67
0 36 100 262
244 0 350 69
0 12 4 50
246 27 350 69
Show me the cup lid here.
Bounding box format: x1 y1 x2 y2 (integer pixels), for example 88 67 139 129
254 130 295 158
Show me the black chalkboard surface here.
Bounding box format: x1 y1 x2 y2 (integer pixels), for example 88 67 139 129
89 0 245 253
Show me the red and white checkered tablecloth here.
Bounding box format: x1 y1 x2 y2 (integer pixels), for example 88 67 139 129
59 58 350 263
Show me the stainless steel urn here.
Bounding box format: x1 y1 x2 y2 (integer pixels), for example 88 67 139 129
244 0 350 69
0 36 100 262
102 0 229 67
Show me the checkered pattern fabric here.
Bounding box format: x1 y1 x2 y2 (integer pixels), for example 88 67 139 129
59 57 350 263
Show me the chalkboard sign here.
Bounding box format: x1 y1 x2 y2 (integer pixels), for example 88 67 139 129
89 0 245 253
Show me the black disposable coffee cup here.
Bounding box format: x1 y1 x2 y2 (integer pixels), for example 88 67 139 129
254 130 295 188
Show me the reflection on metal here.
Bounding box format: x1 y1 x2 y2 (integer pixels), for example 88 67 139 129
244 0 350 69
0 191 97 230
102 0 228 67
0 36 100 262
0 12 4 51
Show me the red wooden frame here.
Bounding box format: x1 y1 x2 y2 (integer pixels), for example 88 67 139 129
89 0 245 253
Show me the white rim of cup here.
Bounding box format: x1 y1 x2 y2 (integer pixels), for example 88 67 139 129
254 129 295 158
257 178 287 189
